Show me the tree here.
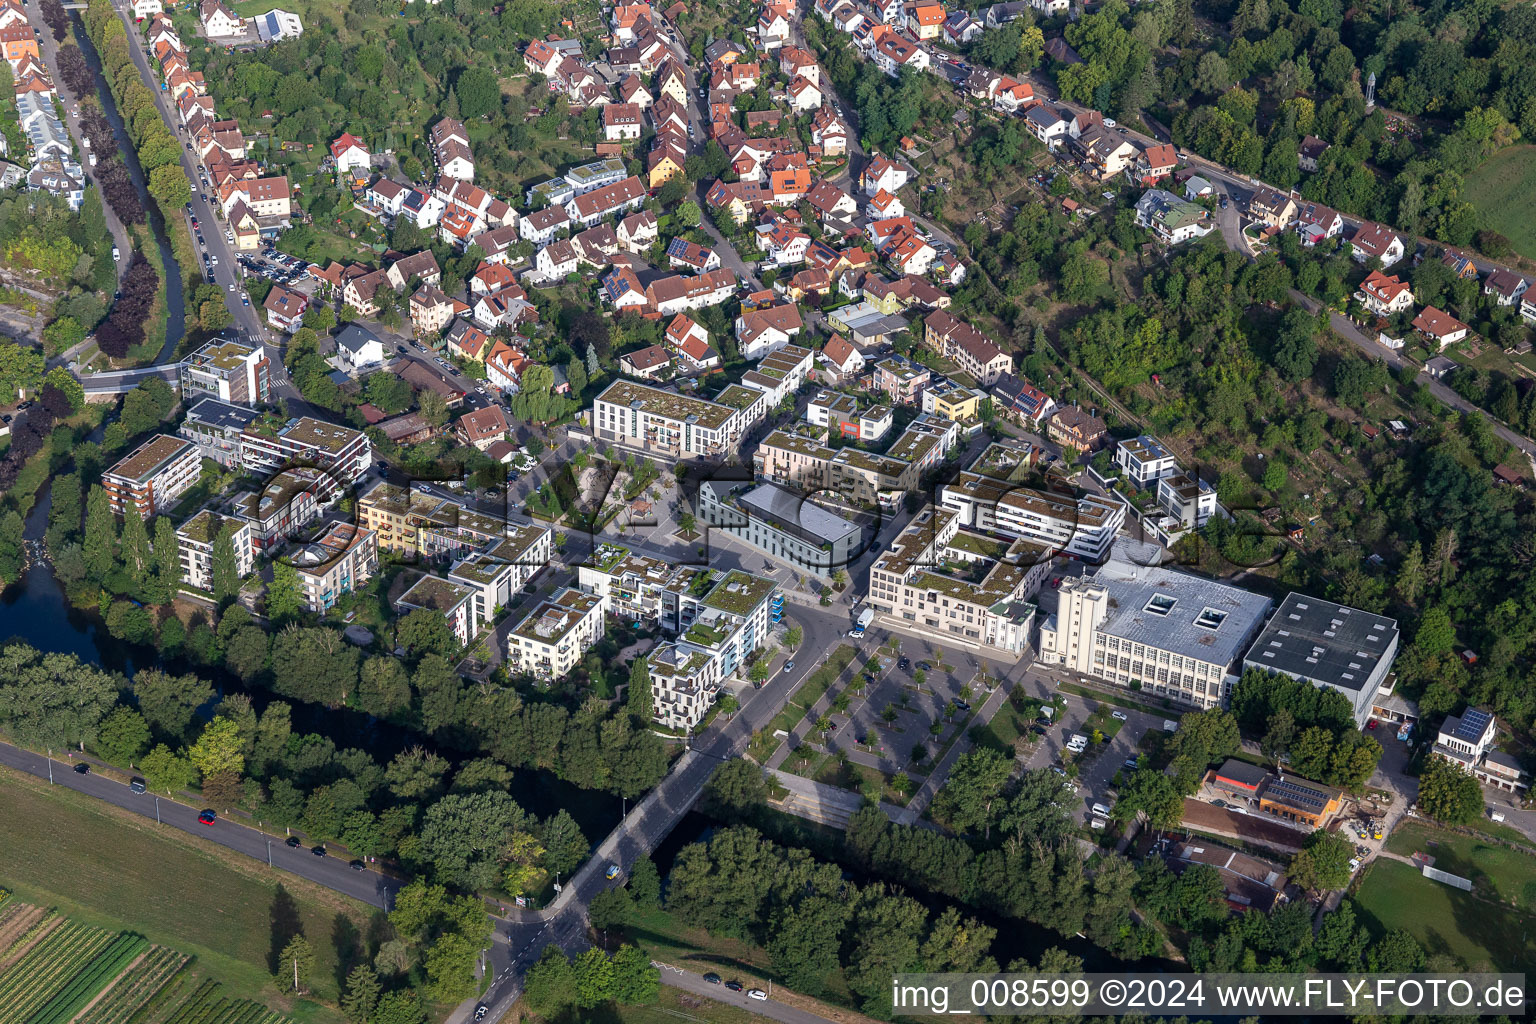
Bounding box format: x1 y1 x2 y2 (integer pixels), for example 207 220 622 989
540 809 588 878
266 562 304 622
610 944 658 1004
1288 829 1353 893
418 389 449 427
82 484 116 581
705 757 768 811
342 964 381 1024
454 67 500 119
279 935 316 993
94 707 150 766
523 945 577 1016
417 790 531 891
211 525 242 603
148 163 192 208
1417 756 1484 825
626 656 652 720
153 515 181 600
934 748 1012 838
189 715 245 779
573 947 615 1008
134 669 214 742
675 200 701 227
139 743 197 793
397 607 458 657
589 886 632 930
784 625 803 648
1413 606 1456 657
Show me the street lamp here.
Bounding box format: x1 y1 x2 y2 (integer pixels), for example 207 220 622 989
267 839 272 867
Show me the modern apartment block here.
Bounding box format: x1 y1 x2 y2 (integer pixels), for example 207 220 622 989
753 416 956 512
577 543 715 633
1039 562 1272 708
227 466 325 550
175 508 254 592
505 587 606 679
289 521 378 613
867 505 1047 654
179 338 271 405
103 434 202 518
577 548 779 730
591 380 765 460
179 398 260 467
238 416 372 487
395 573 480 646
447 524 555 624
1242 593 1399 727
698 480 863 576
939 471 1125 562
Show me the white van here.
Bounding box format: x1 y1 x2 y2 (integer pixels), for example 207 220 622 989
1067 733 1088 751
1490 810 1507 823
1091 802 1111 818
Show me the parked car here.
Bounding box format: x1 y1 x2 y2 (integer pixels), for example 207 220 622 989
73 762 89 774
1111 710 1128 721
725 981 744 992
197 810 217 825
286 836 301 848
783 661 794 673
703 973 721 985
748 990 768 1002
129 778 146 794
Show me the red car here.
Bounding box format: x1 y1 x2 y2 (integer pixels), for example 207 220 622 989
1367 720 1378 730
197 810 217 825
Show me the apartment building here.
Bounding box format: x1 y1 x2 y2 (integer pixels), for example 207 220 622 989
646 641 723 731
1156 472 1218 532
698 480 863 576
238 416 372 487
1040 562 1273 708
289 521 378 613
1115 435 1180 489
591 380 763 460
179 338 271 405
505 587 606 679
922 310 1014 385
447 524 555 624
395 574 479 646
103 434 202 518
175 508 254 592
356 482 447 556
1242 593 1399 728
867 505 1047 654
179 397 259 467
226 466 325 550
940 471 1124 562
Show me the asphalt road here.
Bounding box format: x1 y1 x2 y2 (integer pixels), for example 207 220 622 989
654 966 828 1024
0 740 402 909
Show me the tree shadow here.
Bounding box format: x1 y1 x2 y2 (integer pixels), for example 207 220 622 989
332 912 364 992
268 884 303 974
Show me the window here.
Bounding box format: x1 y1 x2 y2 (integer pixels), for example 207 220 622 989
1144 593 1176 616
1194 607 1227 630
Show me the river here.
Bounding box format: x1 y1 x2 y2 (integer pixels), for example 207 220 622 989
70 10 185 363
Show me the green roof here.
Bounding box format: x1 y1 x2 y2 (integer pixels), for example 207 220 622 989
702 569 776 615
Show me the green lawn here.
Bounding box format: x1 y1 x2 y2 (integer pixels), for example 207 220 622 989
1466 145 1536 259
1353 858 1536 971
0 767 374 1024
1384 820 1536 909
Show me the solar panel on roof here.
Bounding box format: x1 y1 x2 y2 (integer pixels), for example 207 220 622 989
1456 709 1492 741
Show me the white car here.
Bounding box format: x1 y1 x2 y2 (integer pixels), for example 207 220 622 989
747 990 767 1001
1111 710 1128 721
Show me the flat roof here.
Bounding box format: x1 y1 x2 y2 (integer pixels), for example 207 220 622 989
727 481 861 545
185 397 260 432
510 587 603 644
246 415 365 454
183 337 257 373
760 428 835 459
397 573 475 613
1087 561 1273 667
596 379 739 430
701 568 777 615
1244 592 1398 692
106 434 196 484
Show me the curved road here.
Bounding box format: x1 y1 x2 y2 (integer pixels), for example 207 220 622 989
0 740 403 908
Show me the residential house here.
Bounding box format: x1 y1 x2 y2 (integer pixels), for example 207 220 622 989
1047 405 1107 450
1350 222 1405 267
818 333 865 383
617 209 659 251
603 102 645 141
861 155 909 197
409 285 460 336
1247 187 1297 229
907 0 944 38
521 205 571 246
535 238 580 281
456 405 510 451
736 303 803 359
1134 189 1213 245
386 250 442 292
445 320 493 362
1485 268 1529 307
620 344 674 379
944 10 981 44
788 75 822 112
1412 306 1470 349
990 372 1057 428
1298 135 1329 172
1024 105 1069 148
1356 271 1414 316
923 309 1014 385
336 324 387 370
199 0 243 37
1295 201 1343 245
262 285 307 333
666 237 722 272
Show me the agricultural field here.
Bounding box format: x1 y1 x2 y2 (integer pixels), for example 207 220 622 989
1465 146 1536 260
0 894 292 1024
